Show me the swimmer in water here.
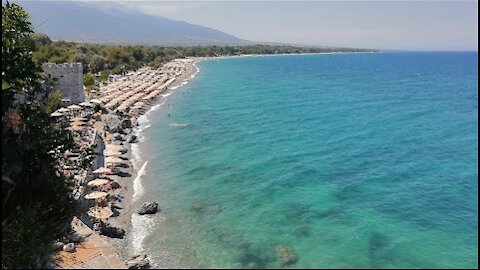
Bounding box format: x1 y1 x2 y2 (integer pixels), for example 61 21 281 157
168 113 171 117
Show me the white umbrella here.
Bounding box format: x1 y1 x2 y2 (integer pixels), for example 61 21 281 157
87 179 110 187
79 102 94 107
93 167 112 174
84 191 108 200
105 156 126 164
50 112 63 117
57 108 70 113
68 104 82 110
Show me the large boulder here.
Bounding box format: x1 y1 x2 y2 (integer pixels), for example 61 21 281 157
98 223 125 239
137 202 158 215
67 232 85 243
126 254 150 269
275 245 297 266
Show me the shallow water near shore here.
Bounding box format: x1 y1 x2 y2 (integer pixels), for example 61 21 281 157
133 52 478 268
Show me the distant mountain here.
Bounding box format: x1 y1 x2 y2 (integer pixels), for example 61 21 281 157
16 1 249 46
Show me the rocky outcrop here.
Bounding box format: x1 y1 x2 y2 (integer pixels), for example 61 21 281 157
126 254 150 269
275 245 297 266
191 202 221 213
94 221 125 239
102 225 125 239
68 232 86 243
137 202 158 215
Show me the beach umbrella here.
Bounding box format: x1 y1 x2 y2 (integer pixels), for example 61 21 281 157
70 117 88 122
105 156 126 164
87 206 113 219
104 149 122 156
50 112 64 117
90 99 102 104
87 179 110 187
106 145 128 153
93 167 112 174
70 123 86 128
57 108 70 113
79 102 94 108
68 104 82 110
84 191 108 200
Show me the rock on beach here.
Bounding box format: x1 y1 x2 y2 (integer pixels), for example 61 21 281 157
137 202 159 215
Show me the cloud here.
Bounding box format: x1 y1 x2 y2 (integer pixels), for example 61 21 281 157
77 0 207 15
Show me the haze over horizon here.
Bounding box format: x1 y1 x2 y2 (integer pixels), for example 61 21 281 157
17 0 480 51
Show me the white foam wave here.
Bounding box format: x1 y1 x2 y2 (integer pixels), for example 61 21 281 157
133 161 148 201
131 213 155 254
131 143 141 170
170 123 191 128
149 103 162 113
137 114 149 126
129 61 201 259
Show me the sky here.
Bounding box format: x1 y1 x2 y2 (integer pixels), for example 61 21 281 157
27 1 480 50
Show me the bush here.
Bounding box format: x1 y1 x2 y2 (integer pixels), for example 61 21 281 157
83 72 95 87
44 89 64 113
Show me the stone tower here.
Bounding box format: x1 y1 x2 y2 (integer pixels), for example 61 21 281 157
42 63 85 104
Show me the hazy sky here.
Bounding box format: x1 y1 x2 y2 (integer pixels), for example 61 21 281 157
41 1 480 50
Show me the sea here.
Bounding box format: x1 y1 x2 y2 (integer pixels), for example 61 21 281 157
129 52 478 268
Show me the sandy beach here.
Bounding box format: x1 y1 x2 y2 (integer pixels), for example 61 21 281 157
106 59 200 262
50 58 200 269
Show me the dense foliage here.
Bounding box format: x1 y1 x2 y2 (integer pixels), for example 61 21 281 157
32 40 376 78
2 2 73 268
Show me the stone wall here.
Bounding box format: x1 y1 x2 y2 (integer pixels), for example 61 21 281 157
42 63 85 104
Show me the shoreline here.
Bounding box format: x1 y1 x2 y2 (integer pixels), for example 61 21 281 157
89 51 371 266
100 58 201 264
55 51 374 268
51 57 200 268
96 59 199 266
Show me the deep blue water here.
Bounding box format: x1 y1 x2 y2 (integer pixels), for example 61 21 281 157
132 52 478 268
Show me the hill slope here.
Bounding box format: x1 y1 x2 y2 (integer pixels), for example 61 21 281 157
17 1 248 46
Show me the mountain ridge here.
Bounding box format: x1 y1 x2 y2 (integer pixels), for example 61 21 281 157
17 0 252 46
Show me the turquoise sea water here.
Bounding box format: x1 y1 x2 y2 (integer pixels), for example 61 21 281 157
132 52 478 268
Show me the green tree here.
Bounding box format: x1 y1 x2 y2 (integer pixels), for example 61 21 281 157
100 70 110 83
44 89 64 114
2 2 74 268
88 54 104 72
83 72 95 87
29 32 52 50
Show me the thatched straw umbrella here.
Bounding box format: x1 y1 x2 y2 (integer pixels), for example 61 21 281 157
92 167 112 174
87 179 110 187
84 191 108 200
105 156 126 164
